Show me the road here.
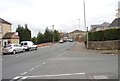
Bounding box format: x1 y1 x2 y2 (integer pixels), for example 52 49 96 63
2 42 118 80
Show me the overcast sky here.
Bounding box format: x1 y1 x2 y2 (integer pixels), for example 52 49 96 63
0 0 119 37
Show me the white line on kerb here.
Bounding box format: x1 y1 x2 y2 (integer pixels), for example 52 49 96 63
23 72 85 78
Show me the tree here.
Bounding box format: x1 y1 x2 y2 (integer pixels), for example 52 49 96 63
16 24 31 42
24 24 31 41
54 30 60 42
37 31 44 44
31 37 37 44
44 27 52 42
16 25 24 42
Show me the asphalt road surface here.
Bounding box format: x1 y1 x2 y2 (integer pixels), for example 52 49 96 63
2 42 118 80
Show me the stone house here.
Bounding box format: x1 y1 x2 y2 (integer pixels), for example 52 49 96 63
68 30 85 42
0 18 19 53
2 32 19 47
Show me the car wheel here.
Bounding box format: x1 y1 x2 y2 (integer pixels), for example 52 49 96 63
35 47 37 50
28 48 31 51
13 50 16 54
23 49 25 52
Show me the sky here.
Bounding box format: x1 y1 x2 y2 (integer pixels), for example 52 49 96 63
0 0 119 37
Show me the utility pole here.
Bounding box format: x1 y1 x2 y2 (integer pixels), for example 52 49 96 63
83 0 86 30
52 25 54 43
83 0 88 48
0 19 2 54
78 19 80 30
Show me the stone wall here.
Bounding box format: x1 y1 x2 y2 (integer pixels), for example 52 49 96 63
88 40 120 50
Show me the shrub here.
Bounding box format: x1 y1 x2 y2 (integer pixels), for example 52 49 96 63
88 28 120 41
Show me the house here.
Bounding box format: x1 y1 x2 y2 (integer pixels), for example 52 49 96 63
68 30 85 42
0 18 19 53
109 18 120 28
0 18 12 53
2 32 19 47
75 31 86 42
68 30 80 40
90 22 110 32
109 1 120 28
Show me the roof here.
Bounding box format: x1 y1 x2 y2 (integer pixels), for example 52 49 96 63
0 18 12 25
101 22 110 27
2 32 19 39
70 30 80 33
109 18 120 27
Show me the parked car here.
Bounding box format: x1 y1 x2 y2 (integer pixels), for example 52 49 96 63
3 44 25 54
59 39 64 43
20 41 37 51
67 39 74 42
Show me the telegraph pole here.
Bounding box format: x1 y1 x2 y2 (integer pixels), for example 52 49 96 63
83 0 88 48
78 19 80 30
52 25 54 43
0 19 2 54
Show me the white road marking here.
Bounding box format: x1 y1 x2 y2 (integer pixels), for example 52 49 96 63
20 72 28 75
42 62 46 64
20 76 28 80
94 76 108 79
23 72 85 78
36 65 39 68
36 64 41 68
29 68 35 71
12 76 21 80
57 51 67 57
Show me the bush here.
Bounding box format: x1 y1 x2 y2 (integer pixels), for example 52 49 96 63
88 28 120 41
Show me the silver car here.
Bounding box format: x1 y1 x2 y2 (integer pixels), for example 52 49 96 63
3 44 25 54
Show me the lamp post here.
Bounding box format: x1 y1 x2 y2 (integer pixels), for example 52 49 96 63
78 19 80 30
83 0 88 48
52 25 54 43
0 19 2 54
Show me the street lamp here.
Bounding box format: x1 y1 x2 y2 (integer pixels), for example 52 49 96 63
78 19 80 30
0 19 2 54
83 0 88 48
52 25 54 43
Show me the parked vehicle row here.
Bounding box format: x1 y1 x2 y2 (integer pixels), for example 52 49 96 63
20 41 37 51
59 39 74 43
3 41 37 55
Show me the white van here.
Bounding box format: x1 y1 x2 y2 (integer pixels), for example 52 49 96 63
20 41 37 51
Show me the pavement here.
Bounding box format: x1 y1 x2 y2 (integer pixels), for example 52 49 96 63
73 42 119 54
2 42 118 80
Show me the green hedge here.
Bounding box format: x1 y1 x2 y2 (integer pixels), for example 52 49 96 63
88 28 120 41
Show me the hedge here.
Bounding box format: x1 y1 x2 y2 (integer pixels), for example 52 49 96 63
88 28 120 41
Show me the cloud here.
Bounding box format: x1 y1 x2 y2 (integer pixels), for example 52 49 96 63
0 0 118 37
